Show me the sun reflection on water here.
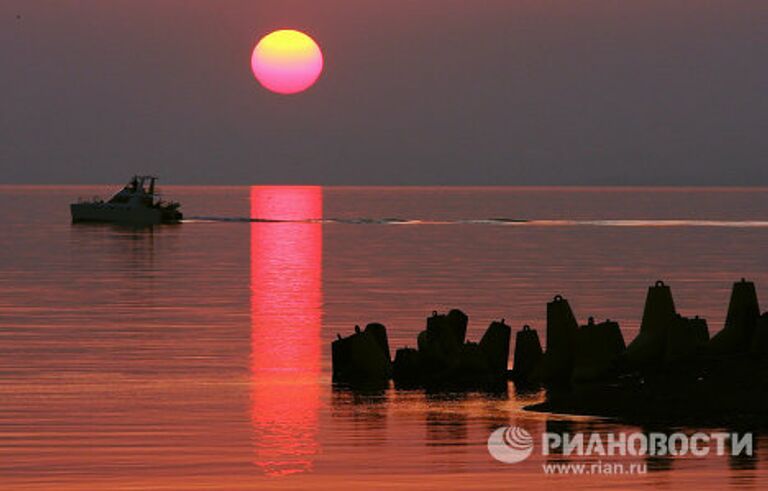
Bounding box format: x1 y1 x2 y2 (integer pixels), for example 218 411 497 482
250 186 323 476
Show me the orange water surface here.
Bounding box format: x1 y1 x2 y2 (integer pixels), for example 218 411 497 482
0 186 767 489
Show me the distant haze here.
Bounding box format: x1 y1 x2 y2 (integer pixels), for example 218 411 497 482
1 1 767 185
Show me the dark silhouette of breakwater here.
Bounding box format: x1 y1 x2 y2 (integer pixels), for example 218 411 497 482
332 279 768 425
333 311 510 391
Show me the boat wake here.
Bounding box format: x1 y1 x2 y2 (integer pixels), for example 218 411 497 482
185 217 768 228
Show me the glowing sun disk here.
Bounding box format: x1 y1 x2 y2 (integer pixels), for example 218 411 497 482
251 30 324 95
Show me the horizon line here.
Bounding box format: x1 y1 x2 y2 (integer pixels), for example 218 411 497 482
2 183 768 192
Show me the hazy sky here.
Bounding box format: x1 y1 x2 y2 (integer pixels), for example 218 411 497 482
1 1 767 185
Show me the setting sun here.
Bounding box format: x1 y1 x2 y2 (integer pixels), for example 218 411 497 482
251 29 324 95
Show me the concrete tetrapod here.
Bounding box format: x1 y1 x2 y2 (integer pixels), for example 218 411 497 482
511 324 543 384
533 295 579 384
332 324 393 387
572 317 626 384
625 281 677 367
710 279 760 355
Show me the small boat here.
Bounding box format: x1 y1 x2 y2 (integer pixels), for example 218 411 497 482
70 175 183 225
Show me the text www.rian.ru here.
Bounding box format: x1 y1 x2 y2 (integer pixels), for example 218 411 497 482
542 461 648 475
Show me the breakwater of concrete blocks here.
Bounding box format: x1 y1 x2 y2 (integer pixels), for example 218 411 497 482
332 279 768 423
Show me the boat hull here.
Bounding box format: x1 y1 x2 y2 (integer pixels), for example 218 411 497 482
70 203 175 225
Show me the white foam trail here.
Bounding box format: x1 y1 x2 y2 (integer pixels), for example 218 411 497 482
527 220 768 228
185 217 768 228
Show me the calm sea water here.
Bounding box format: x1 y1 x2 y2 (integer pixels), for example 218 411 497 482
1 186 767 490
